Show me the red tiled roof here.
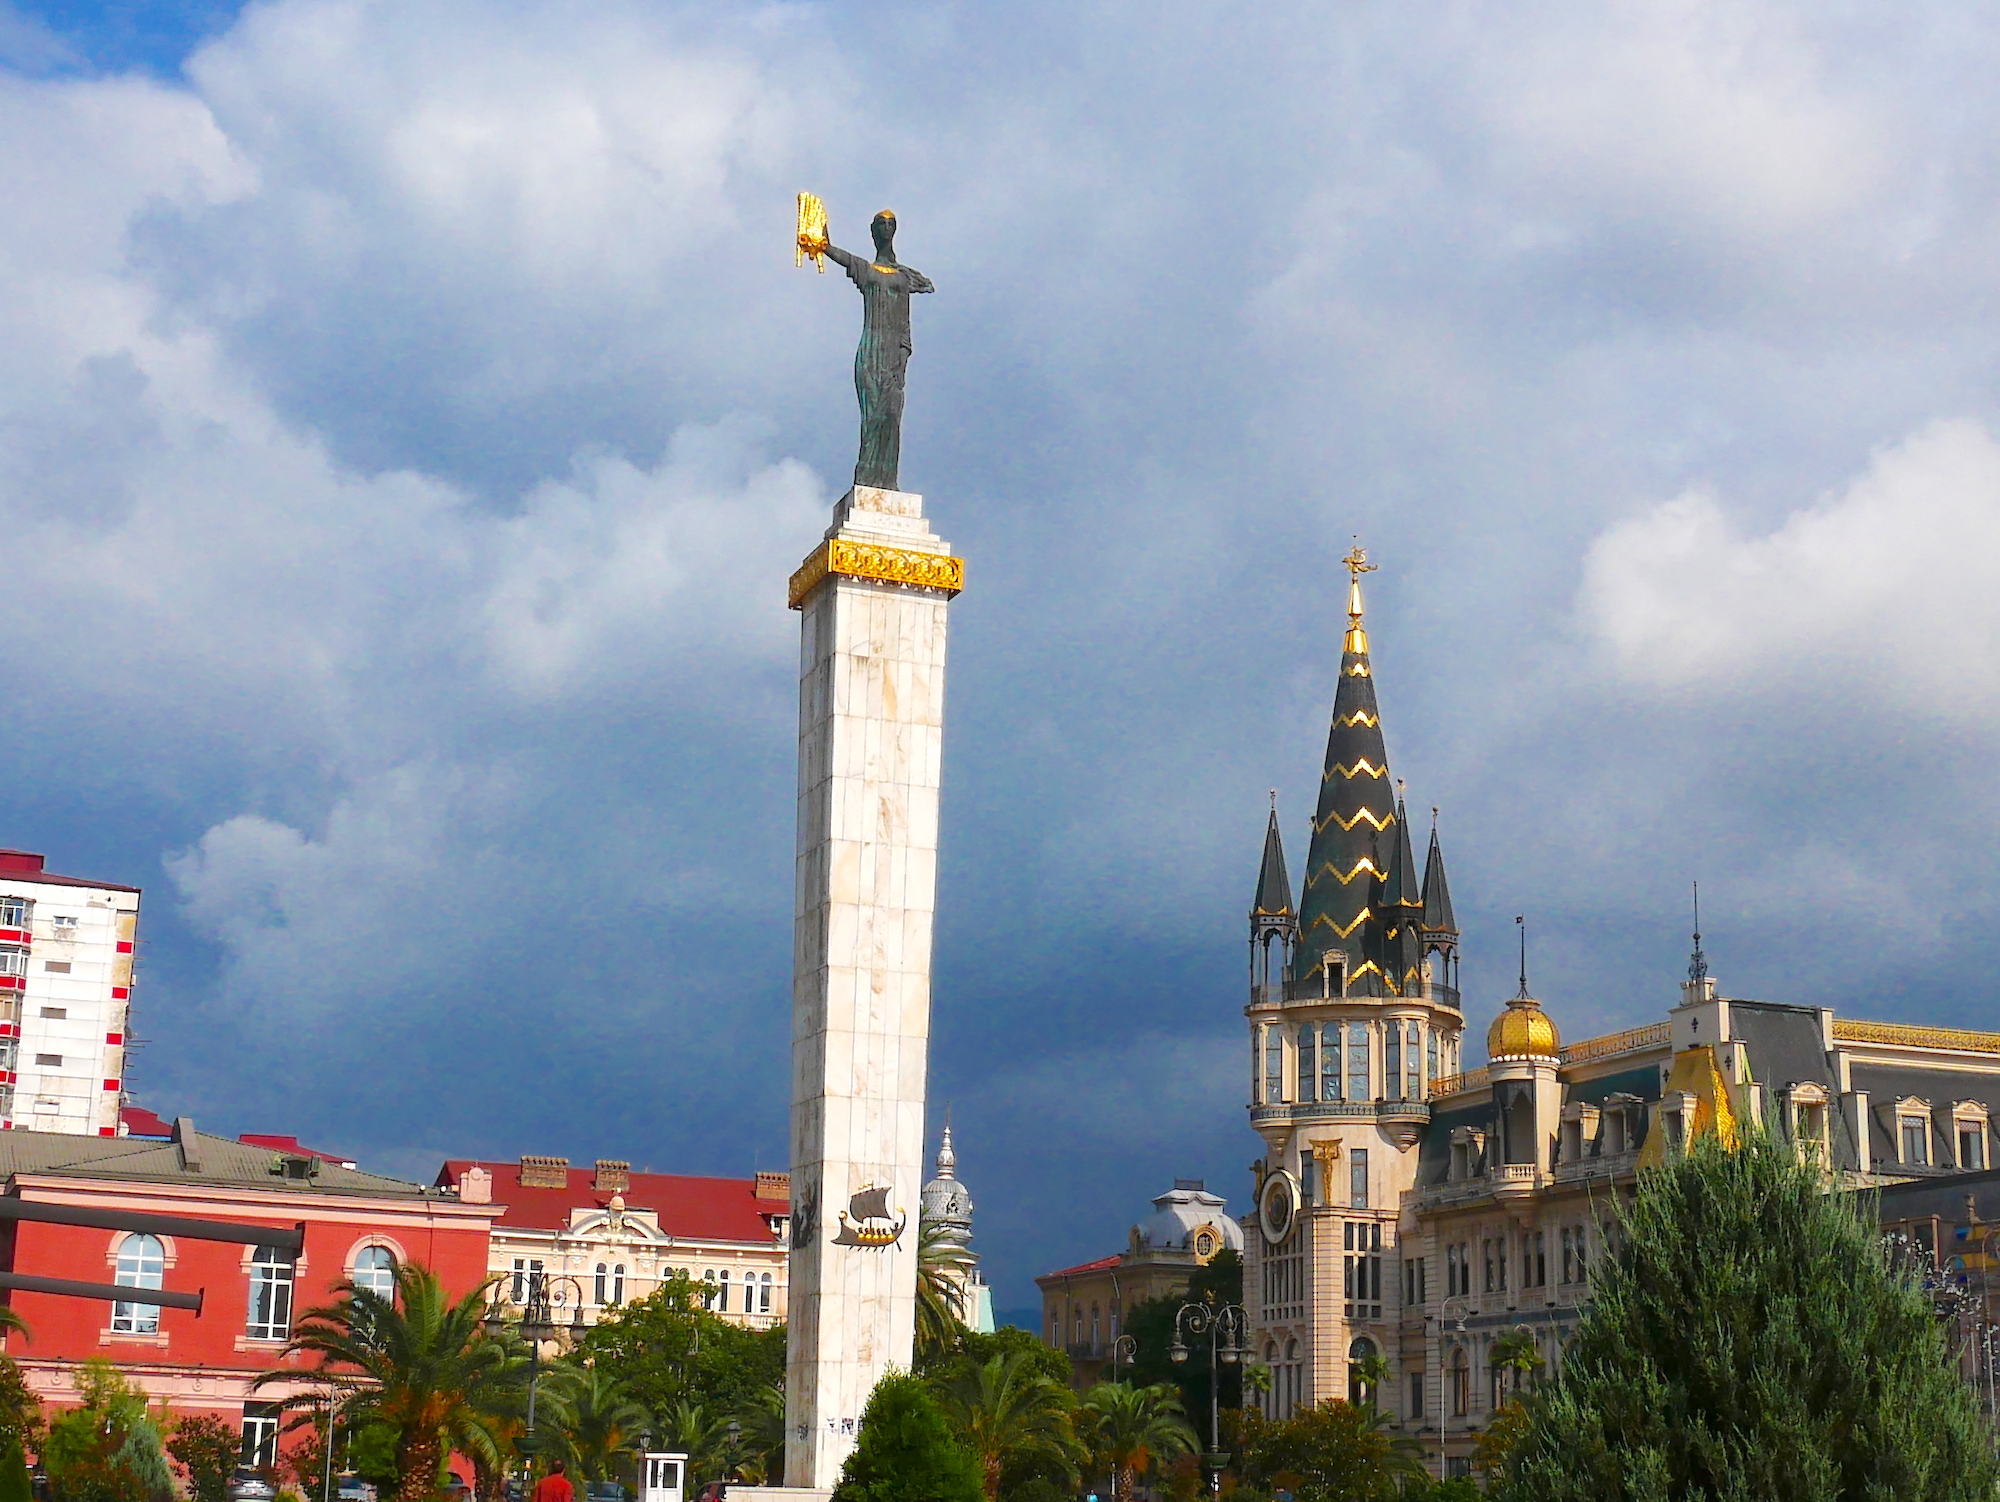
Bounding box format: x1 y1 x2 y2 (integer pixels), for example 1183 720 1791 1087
120 1106 173 1139
1039 1253 1124 1280
241 1133 357 1168
437 1160 788 1244
0 850 141 895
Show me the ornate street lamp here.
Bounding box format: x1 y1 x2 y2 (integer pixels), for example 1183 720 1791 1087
1168 1300 1247 1499
1110 1333 1138 1386
484 1272 588 1463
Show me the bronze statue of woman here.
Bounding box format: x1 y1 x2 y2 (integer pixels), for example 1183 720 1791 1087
817 210 934 492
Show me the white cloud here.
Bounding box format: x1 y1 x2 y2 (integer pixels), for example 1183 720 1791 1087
1581 417 2000 713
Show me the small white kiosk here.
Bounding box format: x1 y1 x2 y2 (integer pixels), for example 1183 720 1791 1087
640 1454 688 1502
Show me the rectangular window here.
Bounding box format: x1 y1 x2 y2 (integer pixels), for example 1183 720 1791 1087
246 1249 294 1341
50 916 76 937
1576 1228 1589 1281
0 898 27 929
1385 1028 1402 1101
41 961 69 974
510 1257 544 1303
1408 1372 1424 1419
1483 1239 1494 1293
241 1403 282 1470
1350 1147 1369 1208
1427 1030 1440 1086
1321 1025 1341 1101
1561 1227 1574 1284
33 1055 60 1068
1347 1023 1370 1102
1533 1231 1546 1287
1342 1221 1383 1319
1902 1118 1929 1165
37 1008 64 1020
0 950 25 979
1264 1026 1284 1105
1406 1023 1422 1100
1961 1127 1985 1171
1446 1244 1459 1297
1297 1026 1316 1104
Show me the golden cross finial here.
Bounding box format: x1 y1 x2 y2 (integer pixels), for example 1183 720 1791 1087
1342 538 1374 651
1343 538 1376 582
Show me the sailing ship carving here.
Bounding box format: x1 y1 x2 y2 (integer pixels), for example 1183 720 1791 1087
832 1184 907 1248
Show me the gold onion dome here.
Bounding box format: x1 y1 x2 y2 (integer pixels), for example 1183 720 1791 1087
1488 992 1560 1061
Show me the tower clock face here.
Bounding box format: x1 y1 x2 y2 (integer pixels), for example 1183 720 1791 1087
1258 1169 1298 1245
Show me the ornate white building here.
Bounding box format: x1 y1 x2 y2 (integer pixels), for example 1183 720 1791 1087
1240 553 2000 1477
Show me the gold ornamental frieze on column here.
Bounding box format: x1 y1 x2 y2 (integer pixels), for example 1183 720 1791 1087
788 538 966 610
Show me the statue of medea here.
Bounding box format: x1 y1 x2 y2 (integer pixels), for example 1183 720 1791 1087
797 195 934 492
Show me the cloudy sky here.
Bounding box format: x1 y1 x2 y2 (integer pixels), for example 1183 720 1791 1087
7 0 2000 1311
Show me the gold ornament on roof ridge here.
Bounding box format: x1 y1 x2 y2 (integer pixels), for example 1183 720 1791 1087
1831 1019 2000 1055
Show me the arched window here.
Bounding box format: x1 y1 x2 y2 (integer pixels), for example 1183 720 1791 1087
716 1269 731 1312
595 1263 610 1306
352 1246 395 1301
1321 1024 1341 1101
1449 1348 1469 1416
246 1246 294 1341
1348 1335 1378 1405
758 1272 773 1314
702 1270 718 1309
1263 1026 1284 1104
1297 1025 1316 1103
1347 1022 1370 1101
111 1233 164 1334
611 1265 626 1306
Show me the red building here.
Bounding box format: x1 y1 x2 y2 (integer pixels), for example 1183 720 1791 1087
0 1120 500 1463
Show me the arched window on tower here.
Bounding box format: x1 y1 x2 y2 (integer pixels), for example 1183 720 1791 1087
1297 1025 1316 1104
112 1233 164 1334
1321 1024 1341 1101
1348 1335 1379 1406
1264 1026 1285 1104
1347 1023 1370 1102
1427 1029 1440 1087
1405 1022 1422 1099
1385 1026 1403 1100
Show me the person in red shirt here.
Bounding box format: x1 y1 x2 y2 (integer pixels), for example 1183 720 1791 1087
533 1460 576 1502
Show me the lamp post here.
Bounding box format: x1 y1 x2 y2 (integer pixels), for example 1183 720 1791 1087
1110 1334 1137 1386
1168 1301 1247 1499
485 1272 588 1468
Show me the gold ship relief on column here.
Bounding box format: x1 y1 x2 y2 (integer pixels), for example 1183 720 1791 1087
788 538 966 609
831 1185 908 1248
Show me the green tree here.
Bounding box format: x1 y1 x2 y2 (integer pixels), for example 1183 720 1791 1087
42 1360 173 1502
1246 1398 1423 1502
166 1415 240 1502
267 1263 525 1502
731 1383 787 1485
935 1349 1084 1500
1120 1250 1245 1424
918 1217 973 1362
538 1363 653 1484
656 1401 733 1485
0 1358 43 1453
0 1432 31 1502
1491 1130 2000 1502
1349 1350 1391 1408
578 1277 785 1426
1076 1384 1196 1502
833 1372 982 1502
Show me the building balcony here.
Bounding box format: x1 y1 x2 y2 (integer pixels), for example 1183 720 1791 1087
1553 1149 1639 1186
1249 1100 1431 1129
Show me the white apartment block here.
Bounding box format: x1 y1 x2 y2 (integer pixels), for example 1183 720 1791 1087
0 850 139 1136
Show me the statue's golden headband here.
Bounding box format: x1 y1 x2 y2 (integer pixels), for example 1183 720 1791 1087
874 210 896 221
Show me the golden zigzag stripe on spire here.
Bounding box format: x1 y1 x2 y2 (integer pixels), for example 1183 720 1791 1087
1322 759 1389 782
1314 807 1395 834
1333 711 1379 728
1345 661 1372 678
1348 960 1383 980
1307 908 1373 939
1307 857 1378 886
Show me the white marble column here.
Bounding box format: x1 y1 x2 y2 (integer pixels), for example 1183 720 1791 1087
785 485 962 1491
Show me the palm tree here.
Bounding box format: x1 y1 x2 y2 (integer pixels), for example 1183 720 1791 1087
1078 1383 1197 1502
658 1400 733 1483
263 1263 525 1502
936 1350 1084 1500
731 1383 786 1485
1349 1350 1391 1407
1488 1328 1543 1403
916 1215 971 1359
539 1363 652 1483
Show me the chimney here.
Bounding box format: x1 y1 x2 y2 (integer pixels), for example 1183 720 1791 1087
518 1155 570 1189
458 1165 493 1204
756 1171 791 1202
593 1159 630 1193
172 1118 202 1173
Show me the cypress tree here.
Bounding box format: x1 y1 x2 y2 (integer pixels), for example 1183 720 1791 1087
833 1370 984 1502
1493 1130 2000 1502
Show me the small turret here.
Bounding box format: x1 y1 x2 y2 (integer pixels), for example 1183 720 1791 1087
1420 809 1460 995
1250 793 1297 993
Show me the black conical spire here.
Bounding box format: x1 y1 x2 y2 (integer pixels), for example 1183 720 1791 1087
1380 792 1426 994
1251 794 1293 921
1297 544 1402 995
1421 809 1458 938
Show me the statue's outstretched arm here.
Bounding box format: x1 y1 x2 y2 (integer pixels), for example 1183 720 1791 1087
822 243 862 272
906 269 935 294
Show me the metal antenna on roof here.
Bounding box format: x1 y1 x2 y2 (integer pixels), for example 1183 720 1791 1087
1516 914 1529 998
1688 881 1709 986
